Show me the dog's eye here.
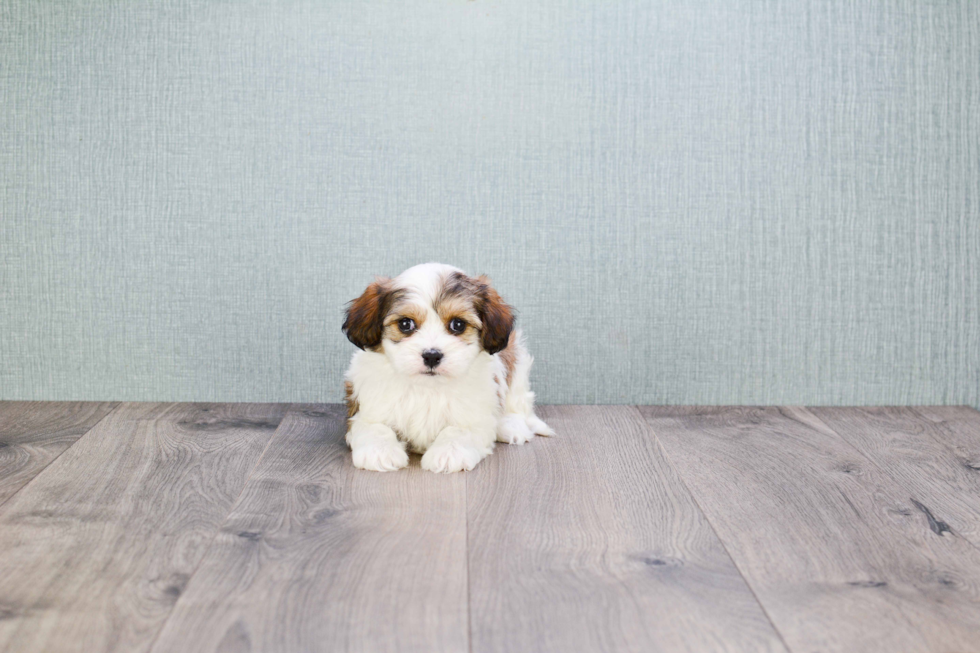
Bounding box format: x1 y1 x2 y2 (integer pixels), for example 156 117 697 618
447 317 466 334
397 318 416 334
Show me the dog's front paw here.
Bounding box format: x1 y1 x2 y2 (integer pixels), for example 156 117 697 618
421 441 485 473
497 414 534 445
351 441 409 472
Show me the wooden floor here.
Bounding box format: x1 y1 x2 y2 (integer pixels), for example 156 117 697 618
1 404 979 652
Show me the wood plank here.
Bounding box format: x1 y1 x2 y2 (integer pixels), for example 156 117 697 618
467 405 787 653
0 402 287 653
640 406 980 653
149 404 469 653
912 407 980 467
0 401 118 506
809 407 980 549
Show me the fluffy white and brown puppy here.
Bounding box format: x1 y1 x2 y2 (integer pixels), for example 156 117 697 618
342 263 553 473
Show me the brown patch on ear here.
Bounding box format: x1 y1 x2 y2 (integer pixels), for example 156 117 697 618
343 278 399 351
344 381 359 431
497 329 518 386
475 275 514 355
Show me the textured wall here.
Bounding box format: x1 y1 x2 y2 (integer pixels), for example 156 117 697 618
1 1 978 405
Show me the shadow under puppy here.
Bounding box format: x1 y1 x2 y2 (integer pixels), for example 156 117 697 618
342 262 554 473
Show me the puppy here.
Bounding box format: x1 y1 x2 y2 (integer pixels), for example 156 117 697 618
342 263 554 473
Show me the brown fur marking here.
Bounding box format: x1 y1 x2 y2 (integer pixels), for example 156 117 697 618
436 271 479 306
474 275 514 355
436 272 514 354
497 329 518 387
383 302 428 343
343 278 401 351
344 381 359 430
435 296 481 328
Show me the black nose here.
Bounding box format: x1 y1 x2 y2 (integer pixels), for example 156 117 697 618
422 349 443 369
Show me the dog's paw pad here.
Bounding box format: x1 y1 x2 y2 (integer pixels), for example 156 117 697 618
497 414 534 445
421 442 483 473
351 442 409 472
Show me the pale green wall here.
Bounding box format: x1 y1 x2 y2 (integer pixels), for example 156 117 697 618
2 1 978 405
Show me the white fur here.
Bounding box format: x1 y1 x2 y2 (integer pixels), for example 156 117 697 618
344 263 553 473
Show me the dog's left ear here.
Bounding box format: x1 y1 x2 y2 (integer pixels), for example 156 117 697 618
475 275 514 355
343 278 397 350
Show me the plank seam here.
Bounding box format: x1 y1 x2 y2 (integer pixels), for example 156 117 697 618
0 401 122 513
465 464 474 653
143 402 295 653
630 406 795 653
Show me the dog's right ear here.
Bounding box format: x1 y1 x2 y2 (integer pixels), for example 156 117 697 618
343 278 397 351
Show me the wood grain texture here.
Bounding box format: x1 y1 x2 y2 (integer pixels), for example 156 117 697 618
0 401 118 506
641 406 980 653
149 404 469 653
912 407 980 484
467 405 787 653
810 406 980 549
0 402 287 653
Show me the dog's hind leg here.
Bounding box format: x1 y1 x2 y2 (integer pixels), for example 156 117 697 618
496 330 555 443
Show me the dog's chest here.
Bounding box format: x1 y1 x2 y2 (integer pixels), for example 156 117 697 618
381 377 497 452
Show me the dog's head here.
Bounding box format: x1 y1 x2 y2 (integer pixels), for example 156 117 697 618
343 263 514 378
